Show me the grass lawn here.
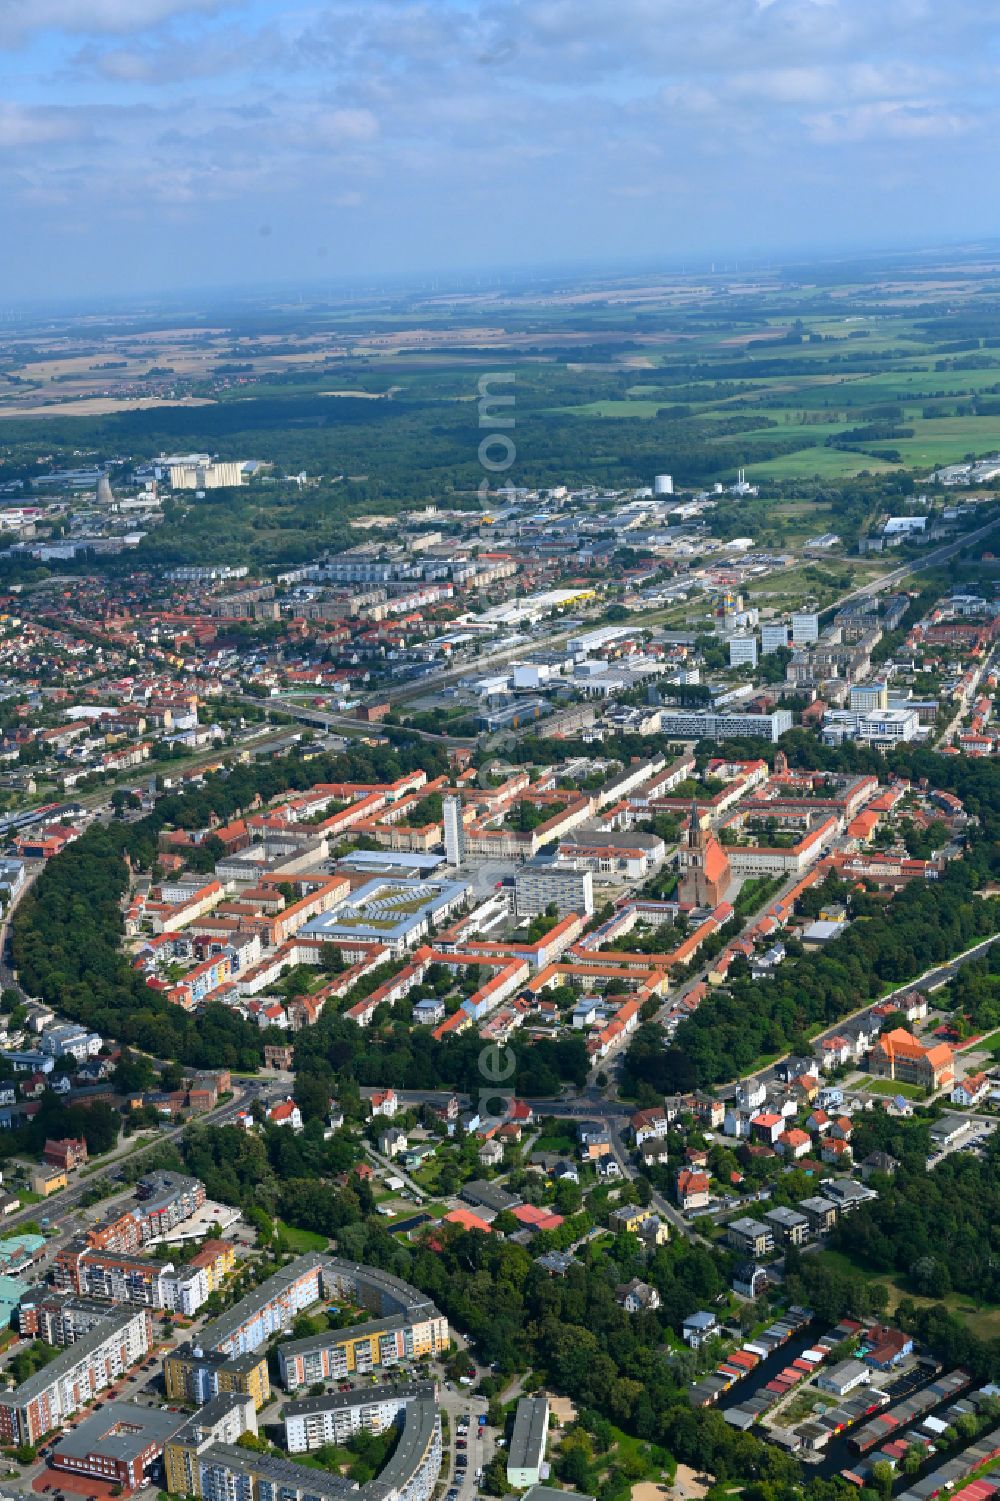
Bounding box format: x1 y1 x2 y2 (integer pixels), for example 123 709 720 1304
533 1133 577 1155
886 414 1000 468
381 1200 449 1225
747 559 888 608
864 1078 926 1100
737 1047 787 1077
604 1425 675 1483
968 1029 1000 1057
276 1221 328 1253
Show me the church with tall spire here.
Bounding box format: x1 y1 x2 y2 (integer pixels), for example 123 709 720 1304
678 799 731 908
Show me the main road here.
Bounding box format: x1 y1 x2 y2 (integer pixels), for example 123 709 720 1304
819 511 1000 621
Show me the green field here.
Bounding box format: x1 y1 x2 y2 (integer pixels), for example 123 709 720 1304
7 251 1000 569
744 447 900 480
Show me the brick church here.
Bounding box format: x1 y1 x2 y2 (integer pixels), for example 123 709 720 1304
678 801 731 908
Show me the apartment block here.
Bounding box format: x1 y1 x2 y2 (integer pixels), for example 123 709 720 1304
54 1241 172 1307
282 1381 433 1454
164 1345 271 1411
514 863 594 918
276 1261 448 1391
0 1307 153 1445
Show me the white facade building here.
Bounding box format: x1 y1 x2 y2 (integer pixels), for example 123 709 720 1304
442 795 465 867
514 864 594 918
657 708 792 743
729 634 758 669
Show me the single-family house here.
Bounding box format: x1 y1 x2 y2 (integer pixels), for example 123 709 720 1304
676 1168 710 1212
682 1310 719 1349
952 1072 990 1108
733 1262 769 1298
617 1278 661 1313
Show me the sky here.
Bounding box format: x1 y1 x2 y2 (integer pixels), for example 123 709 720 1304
0 0 996 301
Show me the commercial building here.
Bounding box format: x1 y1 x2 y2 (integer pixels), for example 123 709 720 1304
556 831 664 881
30 1167 67 1197
514 864 594 918
507 1397 550 1488
302 879 469 957
729 634 758 669
0 1274 28 1327
849 682 889 712
51 1402 184 1490
0 1306 153 1445
282 1381 434 1453
822 707 920 746
657 709 792 744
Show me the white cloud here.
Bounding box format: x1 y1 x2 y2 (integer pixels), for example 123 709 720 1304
0 102 86 146
0 0 241 43
0 0 997 295
806 99 974 142
314 108 379 144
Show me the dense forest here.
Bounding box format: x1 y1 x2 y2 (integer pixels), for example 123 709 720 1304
292 1008 589 1098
